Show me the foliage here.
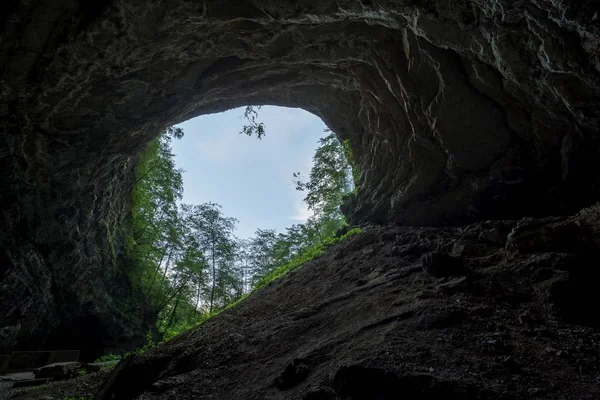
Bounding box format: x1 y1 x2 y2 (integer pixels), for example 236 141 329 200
127 128 245 339
128 130 184 300
254 227 361 289
93 354 121 363
134 331 157 355
239 106 266 139
120 119 359 346
294 130 353 218
290 129 355 247
160 229 364 344
239 128 359 291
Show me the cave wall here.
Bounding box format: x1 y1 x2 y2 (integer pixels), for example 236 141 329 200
0 0 599 355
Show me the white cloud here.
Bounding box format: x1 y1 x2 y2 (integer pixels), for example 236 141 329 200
193 133 237 163
291 201 313 222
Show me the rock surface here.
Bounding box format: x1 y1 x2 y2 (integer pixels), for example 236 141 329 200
0 365 114 400
1 0 599 357
34 362 80 380
20 204 594 400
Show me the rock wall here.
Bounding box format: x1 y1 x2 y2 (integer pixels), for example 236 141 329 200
0 0 599 355
0 149 154 360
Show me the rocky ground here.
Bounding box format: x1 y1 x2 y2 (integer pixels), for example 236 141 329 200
0 367 112 400
7 205 600 400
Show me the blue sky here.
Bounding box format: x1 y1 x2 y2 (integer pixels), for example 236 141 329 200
172 106 327 239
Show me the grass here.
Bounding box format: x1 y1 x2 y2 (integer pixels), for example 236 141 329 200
93 353 121 363
255 227 362 289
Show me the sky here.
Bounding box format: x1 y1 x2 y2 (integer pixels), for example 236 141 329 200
172 106 327 239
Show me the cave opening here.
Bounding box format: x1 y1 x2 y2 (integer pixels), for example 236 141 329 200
131 105 357 341
1 0 599 372
171 105 334 239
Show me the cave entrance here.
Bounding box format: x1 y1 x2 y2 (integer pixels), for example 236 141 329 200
133 105 356 341
3 0 598 362
172 106 329 238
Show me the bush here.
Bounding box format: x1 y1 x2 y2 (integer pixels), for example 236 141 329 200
93 354 121 363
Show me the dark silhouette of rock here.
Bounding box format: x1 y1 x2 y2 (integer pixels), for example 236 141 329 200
1 0 599 360
421 252 468 278
95 354 173 400
79 205 599 400
274 358 310 390
34 362 81 380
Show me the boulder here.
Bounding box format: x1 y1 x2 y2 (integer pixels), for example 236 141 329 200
34 362 81 380
421 252 469 278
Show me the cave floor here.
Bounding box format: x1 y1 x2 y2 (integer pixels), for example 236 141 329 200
8 205 600 400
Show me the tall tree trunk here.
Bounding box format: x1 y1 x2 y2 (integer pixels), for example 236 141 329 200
316 224 325 246
209 239 216 314
195 280 202 311
240 262 245 296
155 275 186 314
159 246 175 289
148 243 170 291
162 288 183 335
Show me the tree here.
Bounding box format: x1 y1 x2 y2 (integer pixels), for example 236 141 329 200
185 202 238 313
293 130 354 242
235 239 253 295
129 127 252 339
130 130 185 304
294 130 353 217
245 229 279 285
125 122 358 342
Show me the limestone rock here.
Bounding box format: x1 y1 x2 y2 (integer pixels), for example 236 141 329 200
1 0 599 356
275 358 310 390
421 252 468 278
34 362 81 380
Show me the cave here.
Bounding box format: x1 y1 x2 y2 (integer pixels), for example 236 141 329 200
1 0 599 374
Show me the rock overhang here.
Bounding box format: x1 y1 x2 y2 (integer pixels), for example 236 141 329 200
0 0 599 355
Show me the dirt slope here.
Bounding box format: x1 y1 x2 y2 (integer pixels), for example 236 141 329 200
86 204 600 400
13 206 600 400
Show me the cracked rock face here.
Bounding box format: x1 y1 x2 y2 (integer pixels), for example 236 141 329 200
0 0 599 355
